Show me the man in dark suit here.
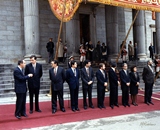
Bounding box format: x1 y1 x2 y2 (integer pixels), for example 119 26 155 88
142 60 154 105
96 63 108 109
66 60 80 112
49 60 66 114
25 55 43 114
46 38 54 63
81 60 94 109
119 63 130 107
13 60 33 119
108 62 120 109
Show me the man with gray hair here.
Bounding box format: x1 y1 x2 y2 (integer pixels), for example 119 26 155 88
142 60 154 105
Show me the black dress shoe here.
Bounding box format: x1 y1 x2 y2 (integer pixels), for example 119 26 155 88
102 105 106 109
15 115 21 119
98 106 102 109
84 106 87 110
126 104 130 107
89 105 94 109
52 109 57 114
29 110 33 114
110 105 114 109
123 104 126 107
72 109 76 112
145 102 150 105
114 104 119 107
36 109 42 112
75 108 80 111
61 108 66 112
149 101 154 105
21 114 28 117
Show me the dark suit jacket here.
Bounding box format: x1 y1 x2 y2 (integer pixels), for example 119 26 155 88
25 63 43 89
108 68 118 89
81 67 94 88
66 68 80 89
96 69 108 89
129 72 140 86
142 66 154 84
13 67 29 93
49 66 65 91
119 69 130 87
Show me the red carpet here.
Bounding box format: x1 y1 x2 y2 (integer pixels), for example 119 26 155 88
0 95 160 130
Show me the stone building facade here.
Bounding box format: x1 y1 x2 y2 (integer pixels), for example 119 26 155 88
0 0 159 64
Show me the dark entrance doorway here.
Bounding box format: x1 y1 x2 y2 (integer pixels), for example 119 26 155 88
79 14 90 45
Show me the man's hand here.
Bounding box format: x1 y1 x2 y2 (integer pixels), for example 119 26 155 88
126 82 130 86
104 82 108 87
88 81 93 85
28 74 33 77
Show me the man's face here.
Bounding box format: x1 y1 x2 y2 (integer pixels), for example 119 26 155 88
51 61 57 68
86 62 91 67
30 57 36 64
101 64 105 70
72 62 77 68
123 64 128 70
21 60 26 68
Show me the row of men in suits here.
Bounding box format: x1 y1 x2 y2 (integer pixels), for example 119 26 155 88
13 55 43 119
13 57 154 119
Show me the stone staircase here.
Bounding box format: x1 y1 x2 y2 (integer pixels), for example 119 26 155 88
0 61 160 99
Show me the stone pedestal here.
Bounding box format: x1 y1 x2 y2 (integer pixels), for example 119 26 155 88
23 0 45 63
133 10 147 61
156 12 160 55
66 11 80 61
105 6 118 62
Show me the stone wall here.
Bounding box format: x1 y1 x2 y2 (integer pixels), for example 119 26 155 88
39 0 60 60
0 0 24 64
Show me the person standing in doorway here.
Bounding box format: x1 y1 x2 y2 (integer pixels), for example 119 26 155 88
81 60 94 110
49 60 66 114
149 43 155 60
88 41 94 62
46 38 54 63
128 41 134 61
14 60 33 119
25 55 43 114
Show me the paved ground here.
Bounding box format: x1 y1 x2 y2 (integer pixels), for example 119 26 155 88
22 111 160 130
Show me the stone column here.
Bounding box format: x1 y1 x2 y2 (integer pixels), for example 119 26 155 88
156 12 160 55
23 0 45 63
105 5 118 61
133 10 147 60
66 10 80 58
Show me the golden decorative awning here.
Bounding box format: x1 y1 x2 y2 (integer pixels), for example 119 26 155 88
48 0 160 22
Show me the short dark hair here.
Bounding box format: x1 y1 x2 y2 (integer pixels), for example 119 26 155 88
99 63 105 69
84 60 90 66
30 55 37 60
130 66 137 72
122 63 127 67
18 60 23 65
71 60 76 67
52 60 58 66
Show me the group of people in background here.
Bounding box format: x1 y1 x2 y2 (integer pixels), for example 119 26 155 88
13 52 155 119
79 41 108 68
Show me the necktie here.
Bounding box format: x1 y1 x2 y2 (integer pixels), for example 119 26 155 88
149 66 153 73
33 64 36 73
54 68 56 76
86 68 89 77
74 69 76 77
102 70 105 78
125 70 127 76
